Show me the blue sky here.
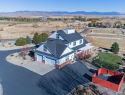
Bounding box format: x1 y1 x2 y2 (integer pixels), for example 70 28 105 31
0 0 125 12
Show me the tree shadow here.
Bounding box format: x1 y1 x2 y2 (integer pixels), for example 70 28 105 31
99 47 111 52
83 73 92 81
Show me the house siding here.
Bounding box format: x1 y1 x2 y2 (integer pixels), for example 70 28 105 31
59 53 74 65
61 47 73 56
48 31 64 40
68 39 83 48
36 44 51 54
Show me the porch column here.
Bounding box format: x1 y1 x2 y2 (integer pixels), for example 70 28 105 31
90 48 91 53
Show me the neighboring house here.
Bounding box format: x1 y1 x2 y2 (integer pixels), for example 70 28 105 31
39 17 47 21
115 23 121 27
71 20 80 23
34 28 93 69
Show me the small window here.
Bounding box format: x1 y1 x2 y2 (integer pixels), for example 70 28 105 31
80 39 82 44
65 56 69 62
43 45 47 52
56 34 59 39
73 41 76 46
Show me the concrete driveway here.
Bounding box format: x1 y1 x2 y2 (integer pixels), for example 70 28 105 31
23 61 55 76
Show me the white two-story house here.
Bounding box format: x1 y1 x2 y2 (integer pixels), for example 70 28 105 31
34 29 93 69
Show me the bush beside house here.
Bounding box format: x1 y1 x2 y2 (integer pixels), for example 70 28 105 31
92 52 122 70
26 36 32 44
16 37 26 46
84 54 91 59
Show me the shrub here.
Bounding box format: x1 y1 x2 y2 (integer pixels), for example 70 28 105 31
0 27 4 31
84 54 91 59
8 43 11 45
8 22 17 26
26 36 32 44
32 23 39 28
15 37 26 46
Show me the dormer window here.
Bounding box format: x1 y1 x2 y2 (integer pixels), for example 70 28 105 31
79 39 82 44
73 41 76 46
56 34 59 39
43 45 47 52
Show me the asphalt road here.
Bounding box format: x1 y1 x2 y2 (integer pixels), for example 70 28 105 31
79 28 90 34
0 46 93 95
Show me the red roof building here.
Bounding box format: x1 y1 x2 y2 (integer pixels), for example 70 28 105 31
92 68 124 92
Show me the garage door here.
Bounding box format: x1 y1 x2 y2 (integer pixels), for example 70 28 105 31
45 57 55 67
37 55 42 62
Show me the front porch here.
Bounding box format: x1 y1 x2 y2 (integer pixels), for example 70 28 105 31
74 46 93 59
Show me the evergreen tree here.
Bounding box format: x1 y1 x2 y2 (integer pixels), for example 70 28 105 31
117 25 120 28
33 32 39 44
26 36 32 44
111 42 119 53
38 34 43 43
41 33 49 42
88 23 92 27
16 37 26 46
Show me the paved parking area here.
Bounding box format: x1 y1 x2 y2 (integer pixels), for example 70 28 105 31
0 48 94 95
23 61 55 75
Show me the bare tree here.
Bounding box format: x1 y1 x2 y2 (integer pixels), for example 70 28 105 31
32 23 39 28
78 15 83 19
105 22 112 28
73 15 78 18
56 25 60 30
21 45 29 60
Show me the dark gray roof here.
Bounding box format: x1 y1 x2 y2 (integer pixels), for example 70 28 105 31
51 31 55 34
37 40 74 59
57 30 83 42
35 42 74 59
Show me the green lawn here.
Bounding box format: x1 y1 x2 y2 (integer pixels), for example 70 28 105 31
0 20 47 24
92 52 122 70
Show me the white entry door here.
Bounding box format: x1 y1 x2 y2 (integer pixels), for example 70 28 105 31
37 55 42 62
45 58 55 67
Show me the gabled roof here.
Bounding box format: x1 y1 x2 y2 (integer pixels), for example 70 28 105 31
51 31 55 34
43 40 73 59
57 30 83 42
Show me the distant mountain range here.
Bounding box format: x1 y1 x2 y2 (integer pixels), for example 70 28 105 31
0 11 125 16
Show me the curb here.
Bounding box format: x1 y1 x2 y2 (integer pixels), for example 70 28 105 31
0 84 3 95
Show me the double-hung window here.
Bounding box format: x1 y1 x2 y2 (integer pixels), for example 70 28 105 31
73 41 76 46
56 34 59 39
65 56 69 62
79 39 82 44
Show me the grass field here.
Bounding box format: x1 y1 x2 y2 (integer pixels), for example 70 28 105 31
92 52 122 70
87 38 125 52
0 21 88 39
92 29 123 34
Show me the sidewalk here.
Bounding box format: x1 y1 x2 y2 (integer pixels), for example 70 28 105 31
0 84 3 95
